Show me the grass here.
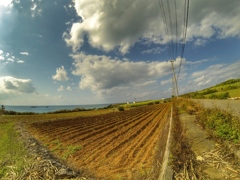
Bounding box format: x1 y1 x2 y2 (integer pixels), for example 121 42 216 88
0 122 28 178
63 145 83 160
178 98 240 143
196 107 240 143
121 100 163 109
181 78 240 99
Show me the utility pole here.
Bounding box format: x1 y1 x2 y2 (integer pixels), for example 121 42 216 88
170 60 179 97
172 77 175 98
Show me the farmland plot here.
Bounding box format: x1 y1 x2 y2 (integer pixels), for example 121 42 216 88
27 103 171 179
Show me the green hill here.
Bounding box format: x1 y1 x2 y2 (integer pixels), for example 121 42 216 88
181 78 240 99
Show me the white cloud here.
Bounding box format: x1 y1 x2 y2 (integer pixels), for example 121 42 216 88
57 85 73 92
64 0 240 54
7 58 14 62
71 53 184 93
17 59 24 63
58 85 64 92
67 86 72 91
193 39 207 47
30 0 42 18
52 66 69 81
63 0 164 54
0 76 36 93
20 52 29 56
0 55 4 61
181 60 240 92
188 0 240 43
187 57 216 65
0 0 12 8
141 47 166 54
161 78 172 86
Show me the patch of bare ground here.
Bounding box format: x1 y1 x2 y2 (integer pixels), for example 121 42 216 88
175 99 240 180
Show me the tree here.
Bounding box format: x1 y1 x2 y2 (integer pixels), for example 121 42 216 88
1 105 5 114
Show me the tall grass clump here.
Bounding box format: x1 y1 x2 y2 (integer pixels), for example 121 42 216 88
0 122 28 178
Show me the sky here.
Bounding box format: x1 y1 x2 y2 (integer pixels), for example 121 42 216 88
0 0 240 105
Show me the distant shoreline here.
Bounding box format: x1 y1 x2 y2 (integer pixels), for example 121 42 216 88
4 104 111 114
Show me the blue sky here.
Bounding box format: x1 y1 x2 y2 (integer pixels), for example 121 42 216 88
0 0 240 105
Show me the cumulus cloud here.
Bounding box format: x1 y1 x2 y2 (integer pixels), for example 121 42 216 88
188 60 240 89
71 53 184 92
0 0 12 8
64 0 163 54
52 66 69 81
58 85 64 92
0 76 36 93
188 0 240 39
64 0 240 54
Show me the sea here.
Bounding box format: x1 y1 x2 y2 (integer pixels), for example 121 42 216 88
4 104 111 114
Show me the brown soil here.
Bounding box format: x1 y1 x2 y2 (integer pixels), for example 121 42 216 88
26 103 171 179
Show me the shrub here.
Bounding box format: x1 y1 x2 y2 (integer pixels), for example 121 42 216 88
118 106 124 111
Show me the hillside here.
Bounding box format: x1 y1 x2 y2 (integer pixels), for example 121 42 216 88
181 78 240 99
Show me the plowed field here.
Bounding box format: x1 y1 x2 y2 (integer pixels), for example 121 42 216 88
27 103 171 179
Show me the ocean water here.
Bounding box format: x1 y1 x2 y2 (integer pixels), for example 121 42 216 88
4 104 110 114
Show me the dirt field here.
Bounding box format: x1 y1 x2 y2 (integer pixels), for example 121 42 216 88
27 103 171 179
193 99 240 116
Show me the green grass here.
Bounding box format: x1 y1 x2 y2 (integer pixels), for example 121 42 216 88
63 145 83 160
196 107 240 143
181 78 240 99
121 100 162 109
178 98 240 143
0 122 28 178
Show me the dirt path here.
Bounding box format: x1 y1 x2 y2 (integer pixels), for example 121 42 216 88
179 113 240 179
194 99 240 116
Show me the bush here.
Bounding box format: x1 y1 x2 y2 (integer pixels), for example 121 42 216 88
209 92 230 99
118 106 124 111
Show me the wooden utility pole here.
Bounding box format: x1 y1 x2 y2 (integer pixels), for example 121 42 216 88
170 60 179 97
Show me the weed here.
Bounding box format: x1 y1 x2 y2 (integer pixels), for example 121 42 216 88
194 105 240 143
51 139 62 151
63 145 83 160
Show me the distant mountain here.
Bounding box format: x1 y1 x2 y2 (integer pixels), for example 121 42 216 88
181 78 240 99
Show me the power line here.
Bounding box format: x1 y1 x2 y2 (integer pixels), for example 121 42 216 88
177 0 189 81
157 0 190 96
